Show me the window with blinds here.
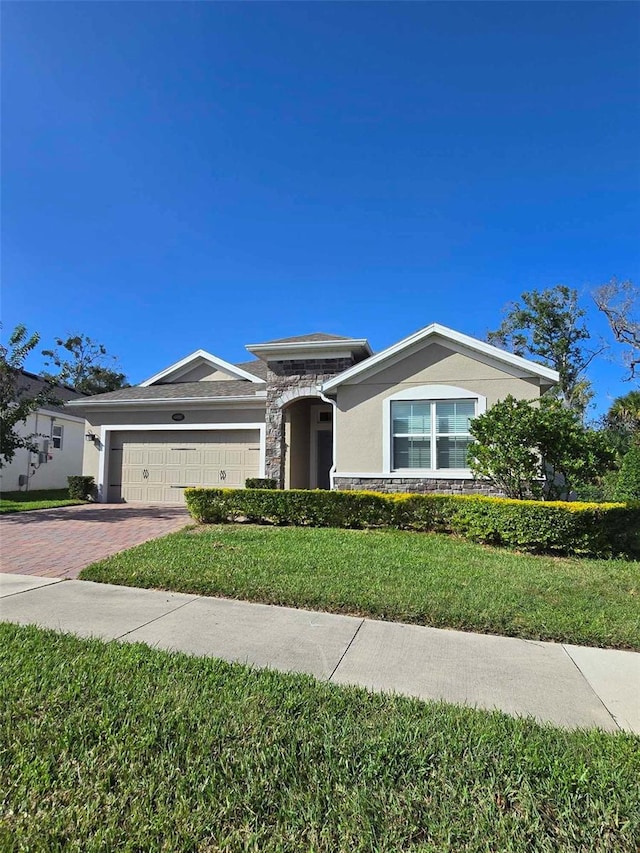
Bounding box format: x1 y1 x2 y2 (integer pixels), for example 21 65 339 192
391 399 475 470
52 425 64 450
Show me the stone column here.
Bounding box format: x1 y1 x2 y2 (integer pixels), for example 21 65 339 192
265 383 285 485
263 358 354 488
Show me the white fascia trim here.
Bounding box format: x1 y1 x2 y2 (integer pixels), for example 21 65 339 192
382 384 487 475
140 349 264 386
246 339 372 359
334 471 478 480
69 394 266 408
322 323 559 391
97 422 266 503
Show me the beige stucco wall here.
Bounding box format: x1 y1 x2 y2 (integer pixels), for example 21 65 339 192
0 408 85 492
81 406 265 484
335 343 542 473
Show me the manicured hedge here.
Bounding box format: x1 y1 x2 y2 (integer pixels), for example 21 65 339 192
184 488 640 558
245 478 278 490
67 476 95 500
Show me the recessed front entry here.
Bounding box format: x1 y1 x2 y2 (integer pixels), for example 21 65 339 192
107 429 260 503
284 399 333 489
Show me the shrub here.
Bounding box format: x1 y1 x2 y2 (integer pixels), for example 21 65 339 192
469 395 615 500
245 478 278 490
614 444 640 501
67 476 95 501
573 469 620 503
184 488 640 558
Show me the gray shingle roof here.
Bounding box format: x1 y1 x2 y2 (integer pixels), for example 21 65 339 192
234 359 268 380
253 332 356 345
74 380 266 404
18 371 86 403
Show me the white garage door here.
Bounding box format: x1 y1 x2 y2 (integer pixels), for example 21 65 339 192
108 430 261 503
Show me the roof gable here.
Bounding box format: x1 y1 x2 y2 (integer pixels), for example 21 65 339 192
139 350 264 387
322 324 559 391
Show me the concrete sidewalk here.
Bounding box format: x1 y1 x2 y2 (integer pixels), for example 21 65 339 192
2 573 638 734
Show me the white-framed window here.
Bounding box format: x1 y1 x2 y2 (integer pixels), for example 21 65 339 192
384 385 486 474
52 424 64 450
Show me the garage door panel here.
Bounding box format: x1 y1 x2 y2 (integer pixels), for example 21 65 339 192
122 467 144 485
122 486 145 502
143 486 167 503
123 447 146 466
110 430 261 504
181 470 204 487
164 448 194 465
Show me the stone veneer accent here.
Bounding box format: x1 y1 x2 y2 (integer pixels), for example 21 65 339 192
333 476 503 496
264 357 355 486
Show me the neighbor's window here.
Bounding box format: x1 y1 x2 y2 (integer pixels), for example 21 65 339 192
391 399 475 470
52 425 64 450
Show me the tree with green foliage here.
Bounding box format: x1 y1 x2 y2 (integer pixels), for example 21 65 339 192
602 390 640 457
467 396 540 499
574 390 640 500
0 325 60 468
533 397 615 500
487 285 602 416
613 444 640 501
468 395 614 500
594 278 639 382
42 334 128 395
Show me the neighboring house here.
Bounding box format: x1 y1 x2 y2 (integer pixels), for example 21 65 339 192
1 372 86 493
68 324 559 504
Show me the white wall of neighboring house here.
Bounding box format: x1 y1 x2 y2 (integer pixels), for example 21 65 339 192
0 407 86 493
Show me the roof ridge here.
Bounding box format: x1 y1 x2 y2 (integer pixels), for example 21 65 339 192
252 332 357 345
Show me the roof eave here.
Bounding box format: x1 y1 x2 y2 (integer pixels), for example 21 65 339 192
246 338 372 359
67 394 267 408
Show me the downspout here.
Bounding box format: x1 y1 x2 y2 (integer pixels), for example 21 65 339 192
318 389 338 491
26 410 39 492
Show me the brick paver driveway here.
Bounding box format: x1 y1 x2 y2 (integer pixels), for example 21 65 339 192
0 504 190 579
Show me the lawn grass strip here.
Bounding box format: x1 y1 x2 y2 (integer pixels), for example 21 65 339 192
2 623 639 852
80 524 640 650
0 489 84 514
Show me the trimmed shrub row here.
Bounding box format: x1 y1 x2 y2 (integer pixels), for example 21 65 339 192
245 478 278 490
67 476 95 500
184 488 640 558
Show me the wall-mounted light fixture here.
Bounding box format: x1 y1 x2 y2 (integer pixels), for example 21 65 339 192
85 432 97 442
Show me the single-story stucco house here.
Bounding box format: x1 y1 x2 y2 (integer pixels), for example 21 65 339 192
68 324 559 504
1 372 86 493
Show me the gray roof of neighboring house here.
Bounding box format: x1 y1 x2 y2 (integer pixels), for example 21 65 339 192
70 379 266 404
18 371 87 404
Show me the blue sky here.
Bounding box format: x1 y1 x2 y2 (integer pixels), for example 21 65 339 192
3 2 639 416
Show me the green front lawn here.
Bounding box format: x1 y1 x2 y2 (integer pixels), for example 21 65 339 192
80 524 640 649
2 623 638 852
0 488 84 513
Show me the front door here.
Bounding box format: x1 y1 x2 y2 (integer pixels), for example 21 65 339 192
316 429 333 490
